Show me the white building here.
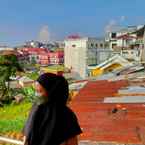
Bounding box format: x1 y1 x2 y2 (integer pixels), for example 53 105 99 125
0 47 14 51
121 49 141 62
105 25 143 50
64 37 107 79
105 25 145 62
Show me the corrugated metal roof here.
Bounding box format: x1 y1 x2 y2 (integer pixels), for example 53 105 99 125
69 79 145 144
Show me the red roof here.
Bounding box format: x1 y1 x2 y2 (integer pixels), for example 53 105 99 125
73 80 128 102
116 34 137 40
69 80 145 144
22 48 49 53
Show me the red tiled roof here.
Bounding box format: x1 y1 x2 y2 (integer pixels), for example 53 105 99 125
48 51 64 57
69 80 145 144
21 48 49 53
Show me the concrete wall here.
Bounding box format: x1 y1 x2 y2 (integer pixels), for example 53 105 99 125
64 38 88 79
64 37 107 79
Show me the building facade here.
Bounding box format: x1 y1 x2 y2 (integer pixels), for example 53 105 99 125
105 26 140 51
49 51 64 65
18 47 64 66
106 25 145 62
64 37 107 79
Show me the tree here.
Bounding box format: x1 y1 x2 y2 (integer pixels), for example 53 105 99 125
31 56 37 64
0 54 23 104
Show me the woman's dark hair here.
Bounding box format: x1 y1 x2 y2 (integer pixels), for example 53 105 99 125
36 73 69 105
22 73 82 145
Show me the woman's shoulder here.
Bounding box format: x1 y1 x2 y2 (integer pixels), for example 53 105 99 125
65 107 78 120
60 141 67 145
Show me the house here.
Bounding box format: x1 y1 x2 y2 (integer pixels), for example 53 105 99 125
19 47 49 65
38 52 50 65
18 48 64 66
105 25 141 51
18 76 34 87
5 81 21 89
0 50 17 56
105 25 145 62
16 50 29 64
64 37 107 79
88 54 133 76
121 49 141 61
0 47 14 51
48 50 64 65
24 48 48 64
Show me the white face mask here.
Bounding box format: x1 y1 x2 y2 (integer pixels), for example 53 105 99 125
35 92 45 105
35 92 48 105
35 92 43 97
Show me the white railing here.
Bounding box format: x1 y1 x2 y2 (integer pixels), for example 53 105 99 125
0 136 23 145
0 137 143 145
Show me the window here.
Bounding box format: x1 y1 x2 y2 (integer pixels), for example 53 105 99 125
123 51 128 54
105 43 109 48
91 43 94 47
100 43 103 48
112 43 117 48
111 33 116 38
72 44 76 47
96 44 98 48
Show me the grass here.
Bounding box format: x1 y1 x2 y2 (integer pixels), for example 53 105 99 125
41 65 65 71
25 71 39 80
0 101 32 135
47 64 64 70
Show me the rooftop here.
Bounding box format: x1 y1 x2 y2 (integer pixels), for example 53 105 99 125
69 79 145 144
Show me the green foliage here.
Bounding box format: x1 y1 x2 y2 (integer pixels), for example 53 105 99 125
22 86 36 103
0 54 23 104
0 102 32 134
31 56 37 64
25 71 39 80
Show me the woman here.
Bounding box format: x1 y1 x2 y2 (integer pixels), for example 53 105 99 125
22 73 82 145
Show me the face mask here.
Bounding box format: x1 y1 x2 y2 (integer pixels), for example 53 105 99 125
35 92 45 105
35 92 49 105
35 92 42 97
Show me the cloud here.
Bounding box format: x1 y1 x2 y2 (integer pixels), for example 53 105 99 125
120 16 126 22
105 16 127 33
105 19 118 32
38 25 50 43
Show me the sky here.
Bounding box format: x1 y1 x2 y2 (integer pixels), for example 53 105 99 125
0 0 145 46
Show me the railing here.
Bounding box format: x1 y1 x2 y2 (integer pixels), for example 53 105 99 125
0 136 143 145
0 136 23 145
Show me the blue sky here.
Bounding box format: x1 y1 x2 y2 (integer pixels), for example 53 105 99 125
0 0 145 45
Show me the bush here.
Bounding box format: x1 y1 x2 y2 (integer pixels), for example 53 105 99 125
0 102 32 134
22 86 37 103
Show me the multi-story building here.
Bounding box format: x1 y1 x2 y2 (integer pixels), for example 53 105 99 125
49 51 64 65
21 48 48 64
106 25 145 62
105 25 143 51
38 53 50 65
16 50 29 65
18 47 64 66
64 37 108 79
0 47 14 51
